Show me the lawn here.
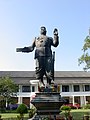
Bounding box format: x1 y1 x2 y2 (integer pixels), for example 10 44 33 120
60 109 90 120
0 113 29 120
1 109 90 120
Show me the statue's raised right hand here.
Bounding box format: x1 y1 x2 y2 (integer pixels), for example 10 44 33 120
53 28 58 35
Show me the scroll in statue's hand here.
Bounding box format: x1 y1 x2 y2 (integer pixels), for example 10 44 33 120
16 48 23 52
16 47 30 53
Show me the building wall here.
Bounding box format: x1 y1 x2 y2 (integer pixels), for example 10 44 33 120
13 83 90 107
1 71 90 107
60 83 90 106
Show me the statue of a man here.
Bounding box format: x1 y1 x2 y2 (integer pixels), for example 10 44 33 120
16 26 59 87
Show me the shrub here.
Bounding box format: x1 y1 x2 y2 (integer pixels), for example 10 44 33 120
60 105 71 111
17 104 28 114
60 105 71 120
16 104 28 120
29 106 36 118
83 104 90 109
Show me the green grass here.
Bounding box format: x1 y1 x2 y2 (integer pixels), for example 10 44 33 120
0 113 29 120
1 109 90 120
60 109 90 120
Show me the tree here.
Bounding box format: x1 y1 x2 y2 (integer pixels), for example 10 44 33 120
0 76 18 108
78 28 90 71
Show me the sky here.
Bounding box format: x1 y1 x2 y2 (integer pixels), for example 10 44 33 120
0 0 90 71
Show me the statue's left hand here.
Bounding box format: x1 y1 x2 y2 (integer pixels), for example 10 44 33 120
53 28 58 35
16 46 32 53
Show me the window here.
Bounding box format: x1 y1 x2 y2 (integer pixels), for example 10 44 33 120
32 86 35 92
22 86 31 92
62 85 69 92
74 85 80 92
85 85 90 91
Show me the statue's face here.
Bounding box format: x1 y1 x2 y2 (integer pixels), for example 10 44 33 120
40 27 46 35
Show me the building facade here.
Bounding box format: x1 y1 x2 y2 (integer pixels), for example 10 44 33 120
0 71 90 107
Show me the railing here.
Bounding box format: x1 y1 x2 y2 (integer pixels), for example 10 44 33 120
15 91 90 97
16 92 36 97
61 91 90 97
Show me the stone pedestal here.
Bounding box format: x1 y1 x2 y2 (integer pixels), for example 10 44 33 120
31 86 65 120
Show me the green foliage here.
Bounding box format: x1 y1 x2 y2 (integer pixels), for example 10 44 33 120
0 112 29 120
0 100 6 113
60 105 71 119
83 104 90 109
0 76 18 99
60 105 71 111
1 109 90 120
16 104 28 120
82 36 90 51
0 76 18 111
17 115 24 120
16 104 28 115
29 105 36 118
29 109 35 118
78 34 90 70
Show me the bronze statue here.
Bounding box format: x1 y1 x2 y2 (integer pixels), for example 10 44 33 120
16 26 59 87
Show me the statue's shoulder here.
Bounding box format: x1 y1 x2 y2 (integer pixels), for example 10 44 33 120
47 36 53 41
43 35 53 40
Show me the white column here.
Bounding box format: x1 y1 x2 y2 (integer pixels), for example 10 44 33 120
84 96 86 105
80 96 84 107
72 96 74 105
18 97 22 104
36 84 39 92
18 85 22 104
69 96 73 103
60 85 62 92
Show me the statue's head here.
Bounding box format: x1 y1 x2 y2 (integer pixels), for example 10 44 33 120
40 26 47 35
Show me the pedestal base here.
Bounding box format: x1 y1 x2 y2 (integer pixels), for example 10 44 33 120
31 92 66 120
